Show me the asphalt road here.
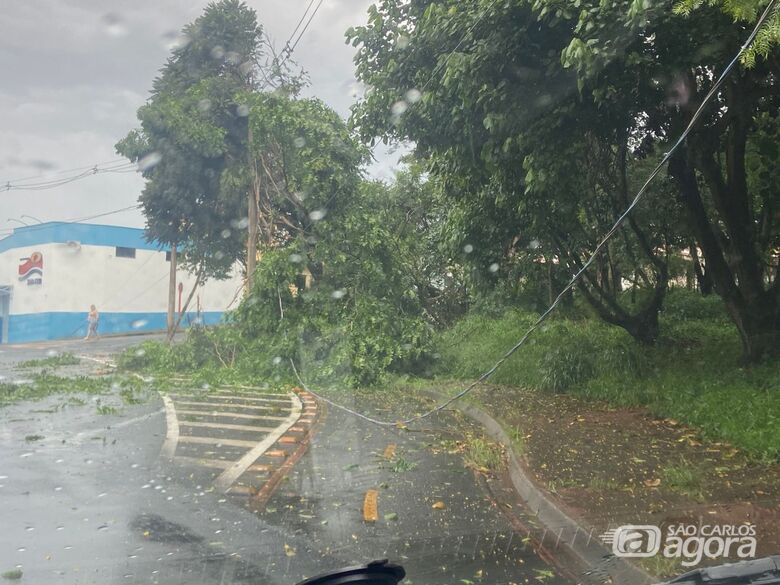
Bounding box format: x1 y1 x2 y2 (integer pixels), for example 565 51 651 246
0 334 573 585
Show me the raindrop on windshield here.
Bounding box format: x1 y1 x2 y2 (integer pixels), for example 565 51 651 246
294 137 306 148
135 349 146 357
161 30 190 51
272 356 282 365
309 209 326 221
225 51 241 65
463 244 474 254
101 13 127 37
138 152 162 172
331 290 346 299
131 319 148 329
391 100 408 116
211 45 225 60
396 35 410 49
289 253 303 263
489 263 500 273
198 99 212 112
221 228 231 239
405 89 422 103
236 104 250 117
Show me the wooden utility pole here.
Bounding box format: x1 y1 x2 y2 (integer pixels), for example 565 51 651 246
246 126 259 294
166 243 177 339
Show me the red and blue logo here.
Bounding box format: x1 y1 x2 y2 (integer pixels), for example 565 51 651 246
19 251 43 284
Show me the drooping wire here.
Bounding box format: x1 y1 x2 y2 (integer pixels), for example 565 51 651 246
291 0 779 427
0 204 142 235
1 161 137 192
277 0 326 70
282 0 317 57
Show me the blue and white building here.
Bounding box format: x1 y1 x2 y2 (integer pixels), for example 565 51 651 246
0 222 243 344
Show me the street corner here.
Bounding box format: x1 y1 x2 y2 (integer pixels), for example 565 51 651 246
155 382 322 517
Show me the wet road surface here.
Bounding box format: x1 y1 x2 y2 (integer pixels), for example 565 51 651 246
0 341 574 585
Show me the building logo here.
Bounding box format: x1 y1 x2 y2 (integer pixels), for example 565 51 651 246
18 252 43 285
601 524 757 567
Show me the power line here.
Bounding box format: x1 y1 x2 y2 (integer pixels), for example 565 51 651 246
282 0 317 56
0 204 142 235
291 0 779 427
277 0 325 70
2 161 136 192
0 157 129 186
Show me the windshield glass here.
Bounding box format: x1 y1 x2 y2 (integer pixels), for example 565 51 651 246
1 1 779 585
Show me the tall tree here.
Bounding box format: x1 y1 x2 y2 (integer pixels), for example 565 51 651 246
348 0 780 360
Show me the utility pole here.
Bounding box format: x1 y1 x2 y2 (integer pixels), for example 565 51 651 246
246 125 260 294
166 243 177 339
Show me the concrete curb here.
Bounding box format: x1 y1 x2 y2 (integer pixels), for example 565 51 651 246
420 389 653 585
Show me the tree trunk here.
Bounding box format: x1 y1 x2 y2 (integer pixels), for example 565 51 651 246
246 128 259 294
166 243 177 338
167 269 204 342
723 293 780 363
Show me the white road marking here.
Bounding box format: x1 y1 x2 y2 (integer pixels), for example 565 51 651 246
174 456 233 469
213 393 302 493
160 395 180 459
171 400 286 411
176 409 290 421
178 436 260 448
179 421 276 433
169 393 290 404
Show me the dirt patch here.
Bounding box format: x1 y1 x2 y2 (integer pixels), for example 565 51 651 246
418 381 780 578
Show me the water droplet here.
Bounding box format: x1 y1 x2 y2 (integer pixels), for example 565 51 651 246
489 263 499 273
221 229 231 239
391 100 408 116
225 51 241 65
272 356 282 365
235 217 249 229
25 526 34 532
17 547 26 552
293 137 306 148
46 349 58 357
236 104 250 117
463 244 474 254
131 319 148 329
309 209 326 221
138 152 161 172
211 45 225 60
405 89 422 103
198 99 212 112
161 30 189 51
54 486 62 491
331 290 346 300
529 239 541 249
214 251 225 260
396 35 410 49
289 253 303 264
102 13 127 37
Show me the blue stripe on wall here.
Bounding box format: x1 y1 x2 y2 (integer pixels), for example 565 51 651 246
0 222 168 253
6 311 224 344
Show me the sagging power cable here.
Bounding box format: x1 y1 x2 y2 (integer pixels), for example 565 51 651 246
291 0 779 427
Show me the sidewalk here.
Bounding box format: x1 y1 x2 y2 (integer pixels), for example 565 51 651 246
404 381 780 579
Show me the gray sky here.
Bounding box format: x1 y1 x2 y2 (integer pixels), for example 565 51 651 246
0 0 404 233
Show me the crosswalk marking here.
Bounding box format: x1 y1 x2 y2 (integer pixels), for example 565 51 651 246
176 409 290 421
172 400 286 412
178 436 260 448
170 393 291 404
179 421 276 433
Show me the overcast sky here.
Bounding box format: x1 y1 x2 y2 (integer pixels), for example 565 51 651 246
0 0 405 234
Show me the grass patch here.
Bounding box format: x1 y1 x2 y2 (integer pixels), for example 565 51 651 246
1 569 22 581
0 373 111 406
389 456 416 473
662 461 705 500
17 353 80 369
435 297 780 461
24 434 44 443
463 436 504 472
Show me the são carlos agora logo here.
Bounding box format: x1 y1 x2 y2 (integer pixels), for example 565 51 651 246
18 251 43 285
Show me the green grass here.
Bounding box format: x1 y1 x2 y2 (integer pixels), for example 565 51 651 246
389 456 417 473
662 461 705 500
1 569 22 580
17 352 81 369
0 373 111 406
435 293 780 461
463 436 504 472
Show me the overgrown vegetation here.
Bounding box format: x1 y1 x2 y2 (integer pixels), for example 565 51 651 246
17 353 80 369
436 290 780 460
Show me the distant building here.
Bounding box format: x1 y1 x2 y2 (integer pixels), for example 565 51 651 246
0 222 243 344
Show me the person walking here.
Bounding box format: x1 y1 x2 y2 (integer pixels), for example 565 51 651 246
85 304 100 341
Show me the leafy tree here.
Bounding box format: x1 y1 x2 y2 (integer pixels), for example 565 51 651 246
349 0 780 360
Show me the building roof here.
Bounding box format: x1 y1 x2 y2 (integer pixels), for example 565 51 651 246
0 222 168 254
